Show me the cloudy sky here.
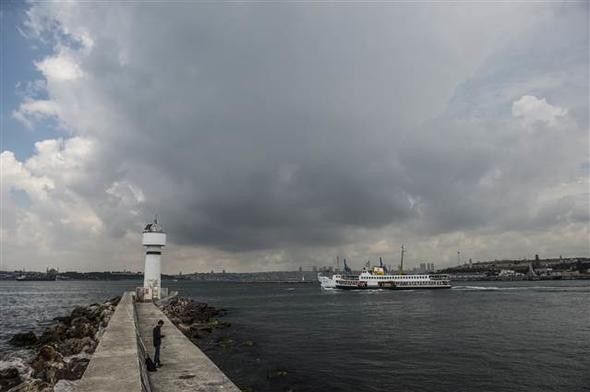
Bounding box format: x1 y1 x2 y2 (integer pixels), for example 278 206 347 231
1 1 588 273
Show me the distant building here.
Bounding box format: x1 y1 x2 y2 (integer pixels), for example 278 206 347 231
499 269 524 277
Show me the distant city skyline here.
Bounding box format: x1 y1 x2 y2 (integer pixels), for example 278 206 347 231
1 2 588 273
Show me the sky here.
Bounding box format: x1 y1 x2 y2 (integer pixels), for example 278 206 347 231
1 1 588 273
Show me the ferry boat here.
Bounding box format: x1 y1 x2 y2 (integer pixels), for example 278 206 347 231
318 267 451 290
318 247 451 290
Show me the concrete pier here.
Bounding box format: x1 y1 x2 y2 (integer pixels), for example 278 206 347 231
76 292 240 391
77 292 142 391
136 301 240 391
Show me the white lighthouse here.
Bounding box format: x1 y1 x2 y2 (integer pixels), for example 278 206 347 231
137 217 167 301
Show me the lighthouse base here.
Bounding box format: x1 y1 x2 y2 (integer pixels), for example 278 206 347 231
135 286 169 302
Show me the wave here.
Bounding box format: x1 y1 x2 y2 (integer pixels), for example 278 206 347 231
452 285 500 290
0 354 33 383
0 291 91 296
452 285 589 292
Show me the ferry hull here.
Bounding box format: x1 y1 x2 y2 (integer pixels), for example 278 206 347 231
334 285 451 290
319 272 452 291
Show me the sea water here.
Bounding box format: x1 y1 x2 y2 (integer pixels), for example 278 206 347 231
1 280 589 391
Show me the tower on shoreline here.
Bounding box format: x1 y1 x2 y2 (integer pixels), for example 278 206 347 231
137 216 167 301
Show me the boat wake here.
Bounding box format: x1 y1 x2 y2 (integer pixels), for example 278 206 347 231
452 285 500 290
452 285 589 292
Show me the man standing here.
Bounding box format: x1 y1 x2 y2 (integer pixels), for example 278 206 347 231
152 319 165 367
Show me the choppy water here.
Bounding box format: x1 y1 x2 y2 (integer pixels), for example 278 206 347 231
1 280 589 391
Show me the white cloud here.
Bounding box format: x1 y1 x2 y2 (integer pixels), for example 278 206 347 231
1 140 113 271
36 54 84 81
12 99 61 128
1 151 55 202
512 95 568 128
106 181 146 205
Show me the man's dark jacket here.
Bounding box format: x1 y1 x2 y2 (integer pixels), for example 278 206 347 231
153 325 162 347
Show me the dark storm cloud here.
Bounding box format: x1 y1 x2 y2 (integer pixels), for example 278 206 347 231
60 4 461 249
58 2 586 250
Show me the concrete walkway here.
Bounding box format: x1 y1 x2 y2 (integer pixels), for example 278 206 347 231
136 302 240 392
77 292 142 392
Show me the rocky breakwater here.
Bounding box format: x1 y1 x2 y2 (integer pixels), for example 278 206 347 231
1 296 120 392
160 297 231 340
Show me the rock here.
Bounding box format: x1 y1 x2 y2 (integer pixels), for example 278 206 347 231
66 317 96 339
69 306 89 321
218 321 231 328
176 323 191 336
9 332 38 347
58 337 96 356
11 296 119 390
38 324 67 346
243 340 255 347
52 316 71 325
106 296 121 307
190 323 212 335
64 357 90 380
84 306 101 322
6 379 52 392
0 367 22 391
31 345 67 385
216 336 234 349
160 297 230 335
267 369 288 379
98 308 114 328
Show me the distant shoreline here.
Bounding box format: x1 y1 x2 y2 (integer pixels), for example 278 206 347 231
2 255 589 282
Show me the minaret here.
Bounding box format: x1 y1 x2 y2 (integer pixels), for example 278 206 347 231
142 216 166 299
400 244 405 274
